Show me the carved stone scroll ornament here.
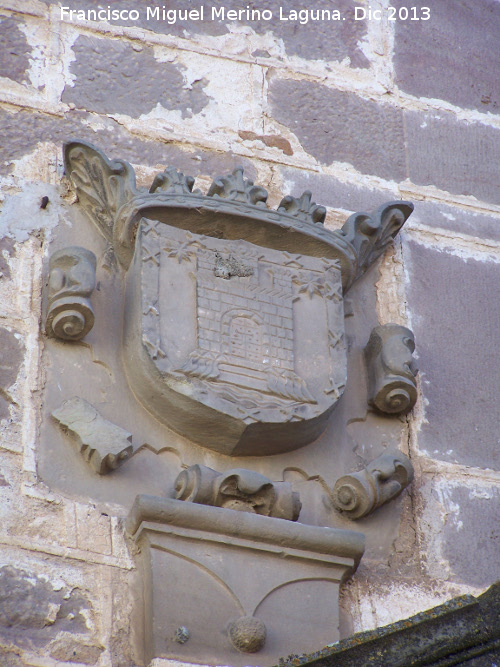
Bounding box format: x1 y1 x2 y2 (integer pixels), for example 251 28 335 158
52 397 133 474
174 464 301 521
45 247 96 341
365 324 418 414
332 450 414 520
63 140 414 456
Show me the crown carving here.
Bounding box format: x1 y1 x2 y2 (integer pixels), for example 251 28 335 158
207 166 268 206
149 167 199 196
63 140 413 291
278 190 326 224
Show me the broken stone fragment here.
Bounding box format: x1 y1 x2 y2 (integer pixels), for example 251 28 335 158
52 397 133 474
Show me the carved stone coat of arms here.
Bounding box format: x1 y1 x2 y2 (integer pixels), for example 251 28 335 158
41 141 419 665
63 141 413 457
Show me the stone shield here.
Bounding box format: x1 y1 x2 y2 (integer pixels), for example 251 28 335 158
124 219 346 455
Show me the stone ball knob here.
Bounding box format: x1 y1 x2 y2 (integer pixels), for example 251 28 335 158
228 615 266 653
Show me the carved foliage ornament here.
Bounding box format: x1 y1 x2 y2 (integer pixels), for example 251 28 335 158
63 141 414 456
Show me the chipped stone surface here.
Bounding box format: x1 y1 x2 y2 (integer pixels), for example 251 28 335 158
0 108 256 179
394 0 500 114
239 130 293 156
0 545 135 662
0 327 24 422
270 80 406 180
407 200 500 243
1 653 26 667
49 637 104 664
0 564 91 647
439 485 500 588
63 36 210 118
0 16 31 84
52 397 133 475
0 237 15 280
419 479 500 589
0 182 61 242
0 108 83 174
75 503 112 555
56 0 369 65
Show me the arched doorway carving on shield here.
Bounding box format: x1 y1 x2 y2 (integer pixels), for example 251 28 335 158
219 309 270 392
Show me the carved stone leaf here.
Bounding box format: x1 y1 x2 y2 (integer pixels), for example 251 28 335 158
164 235 200 264
278 190 326 224
64 141 141 242
333 201 414 288
149 167 199 195
208 167 268 206
267 368 316 404
177 350 220 380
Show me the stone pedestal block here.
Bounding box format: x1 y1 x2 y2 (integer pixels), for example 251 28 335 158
126 495 365 666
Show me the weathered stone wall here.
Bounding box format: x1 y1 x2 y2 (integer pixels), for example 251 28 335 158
0 0 499 665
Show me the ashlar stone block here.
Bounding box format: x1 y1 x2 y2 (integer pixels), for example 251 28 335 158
405 240 500 470
394 0 500 115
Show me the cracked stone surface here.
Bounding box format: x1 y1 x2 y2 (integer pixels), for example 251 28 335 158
405 240 500 471
440 486 500 588
405 110 500 207
0 565 94 650
55 0 369 65
0 328 24 421
394 0 500 115
0 108 256 179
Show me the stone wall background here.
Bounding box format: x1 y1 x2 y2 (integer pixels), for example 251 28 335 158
0 0 499 665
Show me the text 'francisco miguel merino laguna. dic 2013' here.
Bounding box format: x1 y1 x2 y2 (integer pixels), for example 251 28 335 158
60 5 431 25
